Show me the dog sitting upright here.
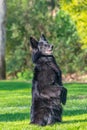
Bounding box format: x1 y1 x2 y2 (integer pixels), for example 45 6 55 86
30 34 67 126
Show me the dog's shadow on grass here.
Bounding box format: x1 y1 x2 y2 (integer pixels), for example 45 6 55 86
0 112 87 124
63 109 87 116
63 119 87 124
62 109 87 124
0 109 87 123
0 112 30 122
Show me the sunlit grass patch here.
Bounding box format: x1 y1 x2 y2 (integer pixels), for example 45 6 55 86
0 81 87 130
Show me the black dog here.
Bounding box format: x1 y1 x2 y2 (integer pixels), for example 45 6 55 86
30 34 67 126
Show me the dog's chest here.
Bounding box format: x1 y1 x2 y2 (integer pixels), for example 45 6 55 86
34 61 56 85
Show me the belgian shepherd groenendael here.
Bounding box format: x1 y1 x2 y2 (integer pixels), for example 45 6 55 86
30 34 67 126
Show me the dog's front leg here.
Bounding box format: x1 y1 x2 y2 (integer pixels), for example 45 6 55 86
32 80 40 100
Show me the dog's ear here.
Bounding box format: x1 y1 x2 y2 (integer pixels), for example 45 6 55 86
30 37 38 49
40 34 47 41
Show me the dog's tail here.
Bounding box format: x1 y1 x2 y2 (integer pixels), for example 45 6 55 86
60 87 67 105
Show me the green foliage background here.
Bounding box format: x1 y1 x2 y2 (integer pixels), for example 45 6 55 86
6 0 87 79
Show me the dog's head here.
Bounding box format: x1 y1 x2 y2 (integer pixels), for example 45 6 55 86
30 34 53 55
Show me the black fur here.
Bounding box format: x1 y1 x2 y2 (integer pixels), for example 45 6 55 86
30 35 67 126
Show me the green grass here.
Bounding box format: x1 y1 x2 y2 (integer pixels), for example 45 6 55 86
0 81 87 130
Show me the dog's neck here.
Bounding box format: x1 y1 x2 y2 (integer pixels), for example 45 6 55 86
32 51 54 64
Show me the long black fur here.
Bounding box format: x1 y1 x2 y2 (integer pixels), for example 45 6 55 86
30 35 67 126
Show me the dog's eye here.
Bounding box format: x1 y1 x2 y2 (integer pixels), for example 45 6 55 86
44 44 47 47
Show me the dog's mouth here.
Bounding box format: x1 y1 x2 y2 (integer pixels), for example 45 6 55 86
45 49 53 55
45 45 53 55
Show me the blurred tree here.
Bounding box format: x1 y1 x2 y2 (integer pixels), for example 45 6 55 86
6 0 87 79
6 0 55 77
50 10 80 73
60 0 87 49
0 0 6 79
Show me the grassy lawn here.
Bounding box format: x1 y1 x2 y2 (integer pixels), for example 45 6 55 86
0 81 87 130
